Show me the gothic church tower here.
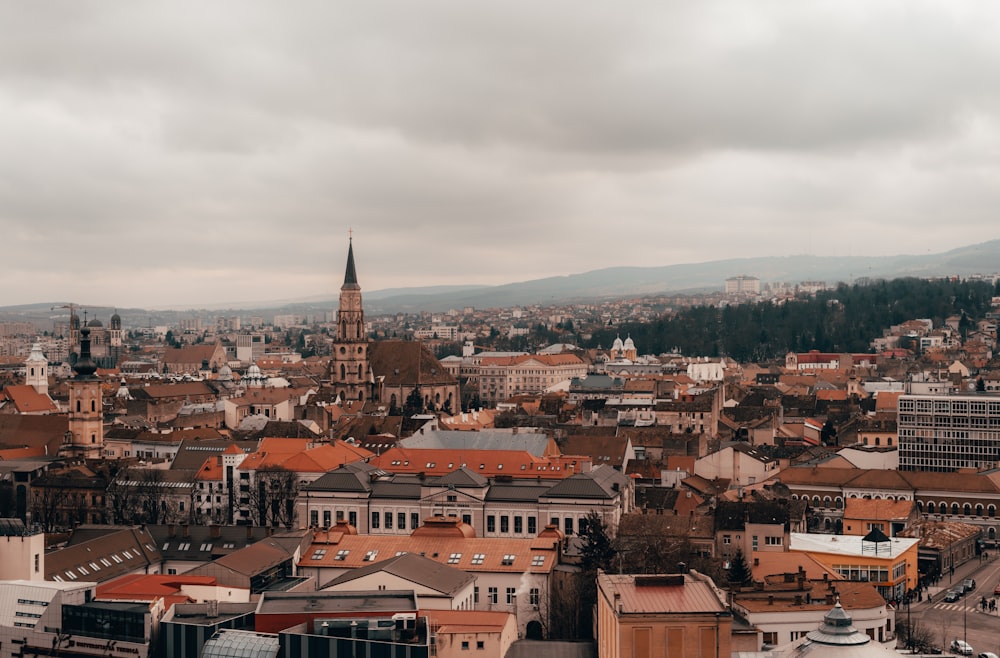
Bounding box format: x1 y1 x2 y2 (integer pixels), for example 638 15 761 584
330 238 371 402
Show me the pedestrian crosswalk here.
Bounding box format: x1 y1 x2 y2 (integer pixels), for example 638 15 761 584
933 602 995 613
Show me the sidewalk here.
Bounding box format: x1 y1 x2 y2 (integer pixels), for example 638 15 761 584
920 552 996 607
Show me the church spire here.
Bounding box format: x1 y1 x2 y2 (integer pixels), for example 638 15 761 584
343 236 360 290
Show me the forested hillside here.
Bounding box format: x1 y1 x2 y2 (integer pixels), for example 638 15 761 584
587 278 998 362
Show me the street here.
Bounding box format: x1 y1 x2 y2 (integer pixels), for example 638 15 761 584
907 556 1000 655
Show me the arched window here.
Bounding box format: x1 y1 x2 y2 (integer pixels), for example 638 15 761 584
812 496 821 507
977 504 984 517
835 497 844 509
990 527 997 540
357 364 363 378
964 503 972 516
916 500 924 512
823 496 832 508
340 364 346 379
358 391 364 401
989 505 996 518
952 503 960 515
91 400 95 412
390 394 397 410
791 494 798 500
927 502 936 514
76 400 81 412
824 518 832 529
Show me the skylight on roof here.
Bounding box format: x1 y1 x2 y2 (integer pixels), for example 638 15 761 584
471 553 485 565
531 556 545 567
311 549 327 560
364 550 379 562
448 553 462 564
334 550 349 561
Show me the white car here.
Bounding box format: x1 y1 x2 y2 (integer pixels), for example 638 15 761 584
951 640 973 656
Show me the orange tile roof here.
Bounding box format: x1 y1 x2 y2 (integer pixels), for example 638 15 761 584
425 609 512 633
843 498 914 521
238 438 372 473
301 529 559 575
875 391 903 412
370 447 587 479
96 573 226 611
750 552 841 582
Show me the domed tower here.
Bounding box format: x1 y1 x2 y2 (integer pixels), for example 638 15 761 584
329 236 372 402
622 335 637 361
64 324 104 459
611 335 625 360
25 339 49 396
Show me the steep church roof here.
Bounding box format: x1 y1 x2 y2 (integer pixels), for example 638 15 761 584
342 238 360 290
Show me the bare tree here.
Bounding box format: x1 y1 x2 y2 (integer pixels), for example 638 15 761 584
107 467 186 525
897 619 937 652
30 481 65 532
543 569 591 640
246 466 298 528
614 514 695 574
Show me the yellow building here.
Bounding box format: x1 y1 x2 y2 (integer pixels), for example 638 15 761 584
789 532 919 602
596 570 731 658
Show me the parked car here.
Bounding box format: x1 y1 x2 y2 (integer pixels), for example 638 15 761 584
993 583 1000 596
976 652 998 658
951 640 973 656
963 578 976 592
944 589 963 602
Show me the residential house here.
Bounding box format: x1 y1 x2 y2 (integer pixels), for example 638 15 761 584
321 552 476 610
694 443 779 488
297 517 562 638
162 343 228 375
595 571 730 658
731 574 892 647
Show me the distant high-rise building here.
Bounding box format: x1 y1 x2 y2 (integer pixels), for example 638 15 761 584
725 275 761 296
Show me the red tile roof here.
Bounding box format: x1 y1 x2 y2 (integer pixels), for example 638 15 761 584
0 385 57 413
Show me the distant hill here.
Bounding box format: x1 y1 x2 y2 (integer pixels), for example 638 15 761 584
1 240 998 319
361 239 1000 313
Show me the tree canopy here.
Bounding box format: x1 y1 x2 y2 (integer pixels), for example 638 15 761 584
586 278 995 362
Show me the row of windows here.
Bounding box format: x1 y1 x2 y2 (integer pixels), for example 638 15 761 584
486 515 538 535
474 586 539 605
900 398 1000 415
371 511 420 530
309 510 359 528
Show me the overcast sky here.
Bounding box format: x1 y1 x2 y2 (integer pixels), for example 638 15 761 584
3 1 999 309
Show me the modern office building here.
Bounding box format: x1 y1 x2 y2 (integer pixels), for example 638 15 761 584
898 393 1000 472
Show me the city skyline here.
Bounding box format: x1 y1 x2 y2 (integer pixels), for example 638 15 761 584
3 2 1000 308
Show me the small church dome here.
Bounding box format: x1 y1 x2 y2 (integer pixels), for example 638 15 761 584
87 318 103 328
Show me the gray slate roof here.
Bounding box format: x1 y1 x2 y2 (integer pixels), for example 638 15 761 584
322 552 475 596
434 466 489 488
400 429 551 457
